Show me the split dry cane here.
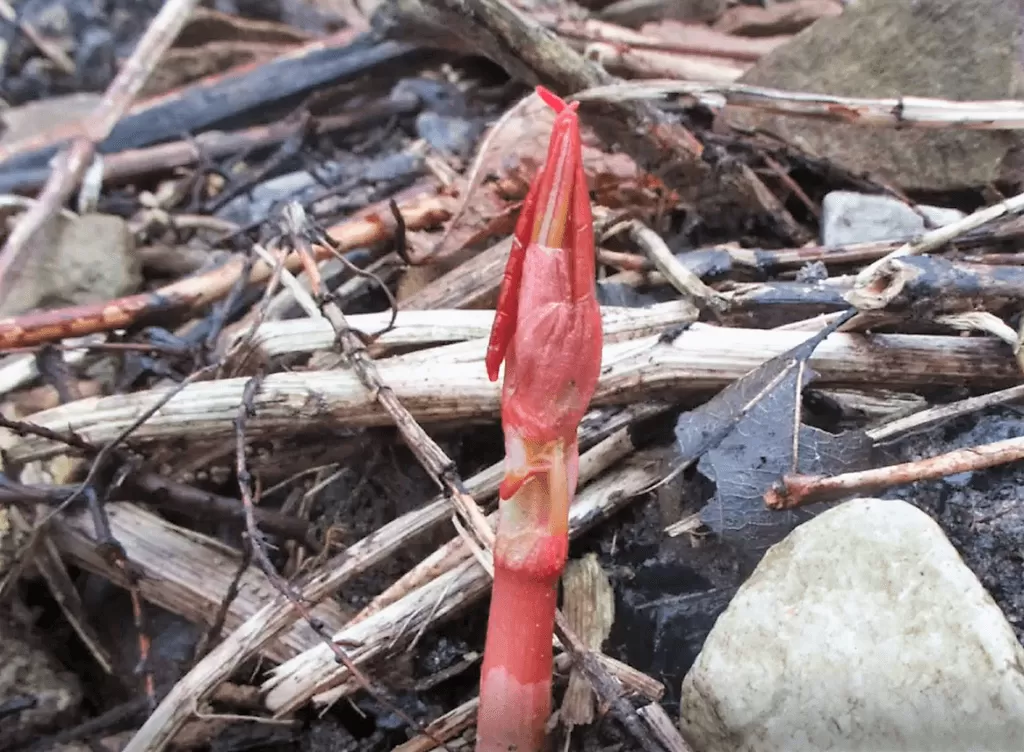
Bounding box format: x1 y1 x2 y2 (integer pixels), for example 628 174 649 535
475 87 603 752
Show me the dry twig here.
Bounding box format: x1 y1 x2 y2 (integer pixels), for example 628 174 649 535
766 435 1024 509
852 189 1024 290
9 324 1019 465
0 190 451 350
573 80 1024 131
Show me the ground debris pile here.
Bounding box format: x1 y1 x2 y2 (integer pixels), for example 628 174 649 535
1 0 1024 750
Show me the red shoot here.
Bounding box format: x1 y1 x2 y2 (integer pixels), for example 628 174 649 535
476 86 603 752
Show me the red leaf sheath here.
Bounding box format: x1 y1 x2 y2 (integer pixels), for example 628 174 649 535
476 86 603 752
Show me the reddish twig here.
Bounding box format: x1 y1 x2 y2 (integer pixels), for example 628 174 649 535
0 0 201 304
766 435 1024 509
0 192 451 350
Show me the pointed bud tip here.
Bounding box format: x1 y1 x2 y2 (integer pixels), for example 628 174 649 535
535 86 579 116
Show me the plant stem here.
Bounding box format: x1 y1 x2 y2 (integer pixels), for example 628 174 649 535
476 440 574 751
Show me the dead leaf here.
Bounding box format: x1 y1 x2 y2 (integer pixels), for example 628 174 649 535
428 90 669 263
671 309 874 552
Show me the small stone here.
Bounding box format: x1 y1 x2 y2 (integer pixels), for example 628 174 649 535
820 191 965 245
679 497 1024 752
0 212 140 317
0 614 82 746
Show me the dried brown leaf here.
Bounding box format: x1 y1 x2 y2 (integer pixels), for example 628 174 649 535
428 90 670 264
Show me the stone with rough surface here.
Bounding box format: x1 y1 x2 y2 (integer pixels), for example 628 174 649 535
821 191 965 245
0 615 82 746
723 0 1024 191
679 497 1024 752
0 213 139 317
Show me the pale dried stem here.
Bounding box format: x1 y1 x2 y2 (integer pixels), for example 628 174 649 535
868 383 1024 444
852 190 1024 289
118 388 654 751
573 80 1024 130
637 703 696 752
607 221 728 312
560 553 615 726
238 301 696 361
10 325 1018 464
121 452 493 752
52 502 349 664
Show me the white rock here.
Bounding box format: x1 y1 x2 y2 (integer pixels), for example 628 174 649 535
821 191 965 246
679 497 1024 752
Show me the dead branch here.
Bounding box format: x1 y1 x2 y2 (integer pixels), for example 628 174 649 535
9 325 1019 465
574 79 1024 130
766 435 1024 509
867 383 1024 444
605 220 728 312
52 502 349 664
119 403 657 752
351 427 639 623
845 254 1024 315
0 0 201 304
637 702 697 752
374 0 703 178
238 302 697 362
241 218 450 749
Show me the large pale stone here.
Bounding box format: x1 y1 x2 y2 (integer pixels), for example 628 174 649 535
679 497 1024 752
723 0 1024 191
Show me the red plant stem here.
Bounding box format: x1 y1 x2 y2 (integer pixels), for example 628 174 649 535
476 451 572 752
476 86 602 752
476 546 564 751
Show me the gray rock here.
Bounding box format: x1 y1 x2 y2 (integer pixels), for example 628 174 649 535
0 212 140 317
722 0 1024 191
0 94 102 147
821 191 965 245
679 497 1024 752
0 614 82 746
